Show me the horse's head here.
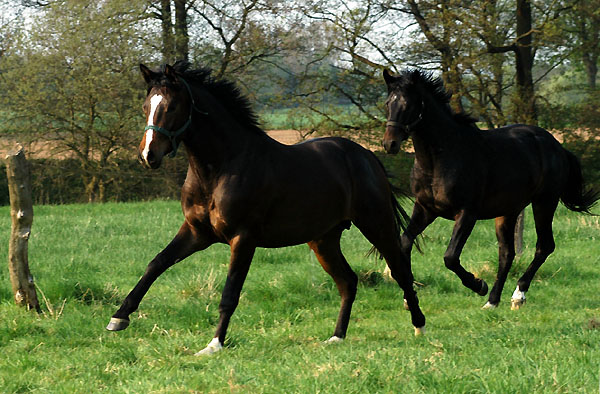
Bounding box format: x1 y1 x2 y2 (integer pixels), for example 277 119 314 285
138 63 194 169
382 69 423 154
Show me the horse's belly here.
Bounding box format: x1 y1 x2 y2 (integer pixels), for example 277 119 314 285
256 201 350 247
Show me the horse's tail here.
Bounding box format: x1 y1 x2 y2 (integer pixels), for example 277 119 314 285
366 153 418 257
560 150 599 214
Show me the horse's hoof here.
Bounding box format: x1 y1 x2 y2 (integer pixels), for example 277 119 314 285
511 286 526 310
481 301 497 310
477 280 489 296
194 337 223 356
323 336 344 344
511 298 526 310
403 298 410 311
414 326 426 336
106 317 130 331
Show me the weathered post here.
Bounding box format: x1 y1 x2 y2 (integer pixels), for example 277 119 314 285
6 145 40 312
514 210 525 255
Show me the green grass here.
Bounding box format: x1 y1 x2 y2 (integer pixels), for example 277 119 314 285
0 201 599 393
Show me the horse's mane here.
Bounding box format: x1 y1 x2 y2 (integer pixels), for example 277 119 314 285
151 61 264 136
396 69 478 127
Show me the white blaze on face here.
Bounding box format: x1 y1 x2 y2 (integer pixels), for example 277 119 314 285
142 94 164 164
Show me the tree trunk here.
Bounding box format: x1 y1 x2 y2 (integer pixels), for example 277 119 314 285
5 146 40 312
161 0 175 63
174 0 189 61
582 53 598 90
513 0 535 248
515 0 536 124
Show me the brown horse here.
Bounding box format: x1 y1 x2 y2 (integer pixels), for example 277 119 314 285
106 62 426 355
382 69 598 310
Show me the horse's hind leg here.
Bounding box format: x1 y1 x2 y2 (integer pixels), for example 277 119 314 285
308 225 358 342
483 214 518 309
511 200 557 310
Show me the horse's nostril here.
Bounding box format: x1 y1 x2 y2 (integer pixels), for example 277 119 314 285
146 150 155 163
383 139 399 153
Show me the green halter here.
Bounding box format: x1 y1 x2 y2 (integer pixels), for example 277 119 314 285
144 78 206 158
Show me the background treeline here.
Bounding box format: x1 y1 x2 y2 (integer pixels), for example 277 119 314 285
1 0 599 204
0 152 415 205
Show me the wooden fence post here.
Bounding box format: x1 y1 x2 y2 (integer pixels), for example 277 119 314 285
514 210 525 255
6 145 40 312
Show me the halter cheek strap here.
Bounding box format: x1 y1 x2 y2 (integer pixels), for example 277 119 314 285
386 100 425 133
144 78 207 158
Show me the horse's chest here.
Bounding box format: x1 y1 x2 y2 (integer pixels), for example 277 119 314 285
412 168 466 216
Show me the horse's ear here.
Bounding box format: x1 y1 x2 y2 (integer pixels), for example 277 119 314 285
164 64 178 82
383 68 396 86
140 64 155 84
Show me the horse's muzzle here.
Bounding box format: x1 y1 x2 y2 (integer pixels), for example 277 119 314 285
138 149 162 169
383 138 400 154
383 124 406 154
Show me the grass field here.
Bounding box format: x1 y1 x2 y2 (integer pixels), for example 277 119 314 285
0 200 599 393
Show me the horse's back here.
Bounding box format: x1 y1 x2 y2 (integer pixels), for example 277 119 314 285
481 124 570 200
289 136 397 218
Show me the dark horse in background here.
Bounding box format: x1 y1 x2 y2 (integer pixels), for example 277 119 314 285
382 69 598 310
106 61 426 355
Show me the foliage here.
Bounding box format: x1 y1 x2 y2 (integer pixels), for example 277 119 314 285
0 201 598 392
0 0 148 202
0 0 599 206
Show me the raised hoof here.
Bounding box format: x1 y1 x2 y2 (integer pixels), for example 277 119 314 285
481 301 498 310
511 298 526 310
403 298 410 311
194 338 223 356
106 317 130 331
323 336 344 344
477 280 489 296
414 326 426 336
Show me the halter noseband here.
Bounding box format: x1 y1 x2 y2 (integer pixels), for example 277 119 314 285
144 78 207 158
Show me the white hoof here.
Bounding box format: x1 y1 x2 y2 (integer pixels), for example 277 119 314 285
482 302 498 310
414 326 426 336
403 298 410 310
324 336 344 344
194 337 223 356
511 286 526 310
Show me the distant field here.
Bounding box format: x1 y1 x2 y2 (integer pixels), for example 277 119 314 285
259 105 379 131
0 201 599 392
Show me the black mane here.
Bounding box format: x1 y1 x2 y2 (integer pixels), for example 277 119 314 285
151 61 264 135
396 69 478 126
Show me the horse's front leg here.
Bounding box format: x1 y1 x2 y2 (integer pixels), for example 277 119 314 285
385 203 436 309
107 222 214 331
444 210 488 296
195 234 256 356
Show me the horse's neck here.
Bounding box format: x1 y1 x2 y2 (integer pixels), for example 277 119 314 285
411 118 468 170
184 122 267 184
